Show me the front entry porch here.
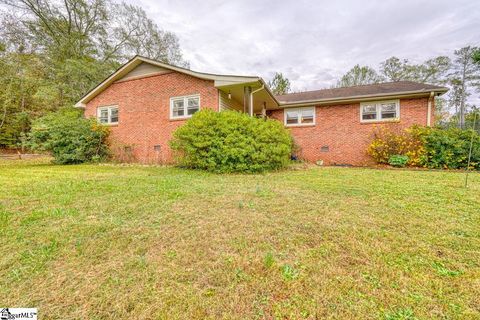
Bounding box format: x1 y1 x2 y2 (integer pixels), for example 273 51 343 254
216 80 279 116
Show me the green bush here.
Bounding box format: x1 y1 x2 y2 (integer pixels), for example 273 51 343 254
368 125 480 170
420 127 480 169
170 109 293 173
28 108 110 164
388 154 409 167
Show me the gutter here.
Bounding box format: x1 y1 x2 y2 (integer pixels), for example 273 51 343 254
277 88 448 108
250 85 265 116
427 91 434 126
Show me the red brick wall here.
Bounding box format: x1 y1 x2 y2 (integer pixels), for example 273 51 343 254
268 98 432 165
86 73 432 166
84 71 219 164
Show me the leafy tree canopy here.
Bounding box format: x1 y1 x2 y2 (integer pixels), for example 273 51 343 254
268 72 291 95
336 64 383 87
0 0 187 148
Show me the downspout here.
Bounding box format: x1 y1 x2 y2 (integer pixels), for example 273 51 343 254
250 85 265 116
427 91 434 127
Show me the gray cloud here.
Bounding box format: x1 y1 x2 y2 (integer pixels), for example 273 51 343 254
127 0 480 102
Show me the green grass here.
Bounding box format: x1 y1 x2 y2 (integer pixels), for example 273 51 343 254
0 159 479 319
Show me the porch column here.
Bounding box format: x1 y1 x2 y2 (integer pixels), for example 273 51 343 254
244 86 252 115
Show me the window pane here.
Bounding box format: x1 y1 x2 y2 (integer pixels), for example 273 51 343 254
380 103 397 119
362 105 376 113
300 109 314 123
381 103 396 111
110 107 118 123
99 109 108 123
362 113 377 120
362 104 377 120
187 97 199 115
381 111 397 119
286 111 299 124
172 99 184 117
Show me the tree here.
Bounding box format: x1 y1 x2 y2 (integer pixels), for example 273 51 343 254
0 0 187 148
380 56 450 83
449 46 480 129
410 56 451 83
336 64 383 87
473 49 480 64
447 78 467 119
268 72 291 95
108 3 188 67
0 52 57 148
380 57 410 82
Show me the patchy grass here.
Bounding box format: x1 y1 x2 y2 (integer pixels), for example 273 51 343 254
0 159 479 319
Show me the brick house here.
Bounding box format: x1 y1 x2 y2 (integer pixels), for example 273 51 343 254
76 56 448 165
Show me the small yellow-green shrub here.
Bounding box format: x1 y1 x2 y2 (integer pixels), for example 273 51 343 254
367 125 425 166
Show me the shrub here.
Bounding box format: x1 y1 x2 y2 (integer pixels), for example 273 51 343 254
28 108 110 164
368 125 480 170
170 109 293 173
420 127 480 169
367 125 424 166
388 155 409 167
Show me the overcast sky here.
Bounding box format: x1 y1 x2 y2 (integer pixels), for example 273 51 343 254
127 0 479 100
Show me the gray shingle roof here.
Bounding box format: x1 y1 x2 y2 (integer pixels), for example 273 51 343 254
275 81 448 104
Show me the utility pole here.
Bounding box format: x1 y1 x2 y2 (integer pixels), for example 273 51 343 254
459 62 467 129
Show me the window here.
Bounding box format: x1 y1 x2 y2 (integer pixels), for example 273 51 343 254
97 106 119 124
284 107 316 126
170 95 200 119
360 100 399 122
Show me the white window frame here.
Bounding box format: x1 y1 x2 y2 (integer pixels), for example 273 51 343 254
360 99 400 123
284 107 316 127
97 105 119 125
170 94 201 120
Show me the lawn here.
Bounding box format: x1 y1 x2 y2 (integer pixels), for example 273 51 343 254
1 159 479 319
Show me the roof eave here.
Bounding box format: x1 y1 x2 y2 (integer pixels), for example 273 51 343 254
76 55 262 107
278 88 448 107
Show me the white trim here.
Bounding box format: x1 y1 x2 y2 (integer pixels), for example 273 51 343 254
169 94 201 120
278 89 448 107
284 107 316 127
360 99 400 123
76 56 261 107
97 105 119 125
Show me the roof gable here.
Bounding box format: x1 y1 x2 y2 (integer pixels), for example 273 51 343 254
116 62 171 82
75 56 260 107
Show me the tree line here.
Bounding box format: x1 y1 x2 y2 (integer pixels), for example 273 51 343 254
0 0 187 149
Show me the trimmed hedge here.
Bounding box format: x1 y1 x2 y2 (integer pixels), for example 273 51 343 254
28 108 110 164
170 109 293 173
